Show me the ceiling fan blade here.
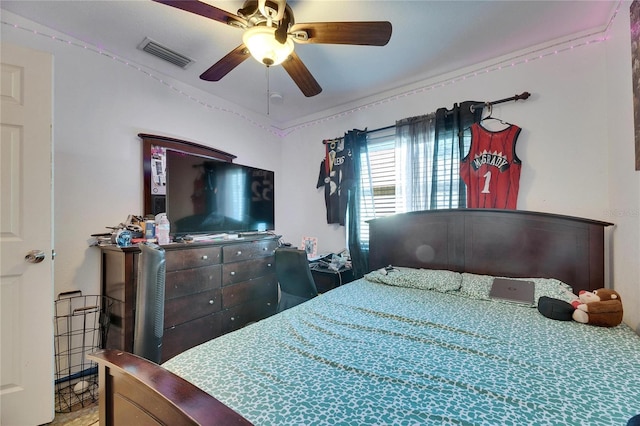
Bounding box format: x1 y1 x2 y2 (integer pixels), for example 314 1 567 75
152 0 246 27
200 45 250 81
290 21 392 46
281 52 322 97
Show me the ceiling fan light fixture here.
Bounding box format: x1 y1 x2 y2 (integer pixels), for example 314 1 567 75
242 26 294 66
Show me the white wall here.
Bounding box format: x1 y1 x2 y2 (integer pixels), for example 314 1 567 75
3 5 638 331
605 1 640 334
278 4 639 330
2 12 282 298
279 37 612 249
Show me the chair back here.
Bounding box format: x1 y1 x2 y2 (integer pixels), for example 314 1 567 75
275 248 318 300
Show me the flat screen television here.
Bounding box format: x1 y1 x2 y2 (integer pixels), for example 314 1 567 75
165 149 275 236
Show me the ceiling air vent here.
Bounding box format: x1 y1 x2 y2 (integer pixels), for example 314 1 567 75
137 37 194 69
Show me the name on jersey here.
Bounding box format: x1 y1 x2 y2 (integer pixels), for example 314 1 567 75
333 155 346 166
472 150 510 172
328 148 351 168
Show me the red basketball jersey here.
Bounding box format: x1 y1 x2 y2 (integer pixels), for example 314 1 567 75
460 123 522 209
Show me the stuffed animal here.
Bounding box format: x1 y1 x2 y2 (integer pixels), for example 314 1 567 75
571 288 623 327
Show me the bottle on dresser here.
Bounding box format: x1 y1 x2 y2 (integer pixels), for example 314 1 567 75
156 214 171 245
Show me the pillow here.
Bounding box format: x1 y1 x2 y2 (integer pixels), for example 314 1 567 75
365 267 462 293
460 272 575 306
415 268 462 292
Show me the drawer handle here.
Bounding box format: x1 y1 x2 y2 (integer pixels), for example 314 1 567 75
236 251 242 256
267 263 272 267
201 255 208 260
262 247 267 251
208 299 215 305
230 317 235 321
230 271 236 276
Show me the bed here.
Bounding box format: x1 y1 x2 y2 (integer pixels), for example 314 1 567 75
89 209 640 425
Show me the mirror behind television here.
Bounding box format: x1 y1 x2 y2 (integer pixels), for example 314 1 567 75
141 133 238 216
138 133 275 235
166 150 275 236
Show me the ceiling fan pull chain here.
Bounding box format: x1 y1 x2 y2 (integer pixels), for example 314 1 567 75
266 66 271 116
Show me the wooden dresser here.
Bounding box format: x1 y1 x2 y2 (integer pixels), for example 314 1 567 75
100 236 278 362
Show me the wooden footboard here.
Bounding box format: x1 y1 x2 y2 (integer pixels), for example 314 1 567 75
87 349 252 426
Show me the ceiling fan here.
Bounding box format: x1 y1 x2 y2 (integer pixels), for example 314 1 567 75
152 0 393 97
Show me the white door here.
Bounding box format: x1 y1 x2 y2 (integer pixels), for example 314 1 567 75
0 42 54 425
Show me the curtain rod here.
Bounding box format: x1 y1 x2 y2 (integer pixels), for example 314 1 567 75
470 91 530 113
322 91 531 143
322 124 395 143
322 137 343 145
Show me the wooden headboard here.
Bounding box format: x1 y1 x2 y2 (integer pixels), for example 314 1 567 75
368 209 613 293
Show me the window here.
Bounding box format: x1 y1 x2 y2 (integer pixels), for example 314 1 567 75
355 129 396 246
347 103 482 276
352 118 471 249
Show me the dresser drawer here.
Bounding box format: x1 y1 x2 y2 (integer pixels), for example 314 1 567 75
221 298 277 333
222 256 275 286
221 274 277 309
165 246 222 271
222 239 278 263
164 288 221 327
162 313 222 362
165 264 222 300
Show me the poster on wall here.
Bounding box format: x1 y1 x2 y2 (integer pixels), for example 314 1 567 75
632 0 640 170
151 145 166 195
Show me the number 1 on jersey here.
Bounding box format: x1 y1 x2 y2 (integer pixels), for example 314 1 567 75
481 171 492 194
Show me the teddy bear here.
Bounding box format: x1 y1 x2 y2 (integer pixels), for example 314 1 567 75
537 288 623 327
571 288 623 327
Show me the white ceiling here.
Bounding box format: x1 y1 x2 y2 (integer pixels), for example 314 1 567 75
1 0 618 126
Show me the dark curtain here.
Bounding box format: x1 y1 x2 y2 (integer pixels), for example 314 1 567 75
345 129 369 279
434 101 484 208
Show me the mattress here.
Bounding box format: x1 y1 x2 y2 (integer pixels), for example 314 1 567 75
163 277 640 425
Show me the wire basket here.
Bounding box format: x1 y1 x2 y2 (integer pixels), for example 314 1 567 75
54 291 113 413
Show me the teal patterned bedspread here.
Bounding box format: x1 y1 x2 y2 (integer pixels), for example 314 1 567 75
163 279 640 425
